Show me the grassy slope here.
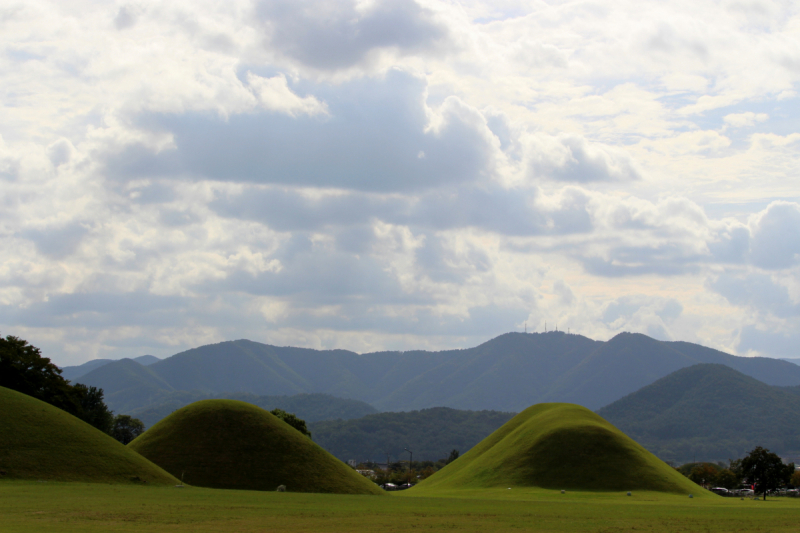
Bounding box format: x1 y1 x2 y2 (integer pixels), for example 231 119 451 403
413 403 702 494
0 386 178 485
128 399 383 495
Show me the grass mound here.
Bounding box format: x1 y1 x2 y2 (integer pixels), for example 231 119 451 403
0 386 178 484
128 399 383 495
413 403 701 494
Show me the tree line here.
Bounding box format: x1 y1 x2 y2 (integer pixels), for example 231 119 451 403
0 334 144 444
678 447 797 500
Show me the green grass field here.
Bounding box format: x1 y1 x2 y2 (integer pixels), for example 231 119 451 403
2 480 799 533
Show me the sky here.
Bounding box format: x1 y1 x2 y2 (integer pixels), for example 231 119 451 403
1 0 800 366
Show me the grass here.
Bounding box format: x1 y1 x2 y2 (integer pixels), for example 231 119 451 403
2 479 800 533
0 386 177 485
128 399 384 494
413 403 702 494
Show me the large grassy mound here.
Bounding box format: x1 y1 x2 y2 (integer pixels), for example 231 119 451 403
413 403 701 494
128 399 383 495
0 386 178 484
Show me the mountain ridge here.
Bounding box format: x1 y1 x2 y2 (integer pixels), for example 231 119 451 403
73 331 800 414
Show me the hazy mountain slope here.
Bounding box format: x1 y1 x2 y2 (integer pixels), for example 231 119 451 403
74 331 800 414
372 333 601 411
667 341 800 386
61 359 113 381
61 355 160 382
77 358 175 413
128 391 378 428
309 407 516 462
597 364 800 463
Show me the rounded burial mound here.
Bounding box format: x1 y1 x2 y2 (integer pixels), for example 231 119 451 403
413 403 699 494
128 399 383 494
0 386 178 484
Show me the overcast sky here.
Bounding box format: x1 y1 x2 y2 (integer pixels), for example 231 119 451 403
2 0 799 366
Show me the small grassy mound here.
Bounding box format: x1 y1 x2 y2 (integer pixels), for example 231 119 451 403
128 399 384 495
413 403 701 494
0 386 178 484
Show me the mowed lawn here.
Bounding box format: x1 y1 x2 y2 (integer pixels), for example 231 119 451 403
2 480 799 533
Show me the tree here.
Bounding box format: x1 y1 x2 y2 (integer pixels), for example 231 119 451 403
446 449 460 464
0 334 117 435
740 446 794 500
111 415 146 445
688 464 718 487
73 384 115 434
270 408 311 438
0 335 77 412
715 469 740 490
790 470 800 488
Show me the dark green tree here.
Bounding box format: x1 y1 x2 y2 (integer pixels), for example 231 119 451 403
446 449 460 464
740 446 794 500
111 414 146 445
270 408 311 438
0 334 116 435
715 468 740 490
72 383 115 434
0 335 77 413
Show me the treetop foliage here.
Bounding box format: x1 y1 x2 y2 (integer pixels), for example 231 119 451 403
740 446 794 499
270 408 311 438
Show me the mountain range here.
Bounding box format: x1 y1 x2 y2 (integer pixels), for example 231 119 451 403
598 363 800 463
69 331 800 415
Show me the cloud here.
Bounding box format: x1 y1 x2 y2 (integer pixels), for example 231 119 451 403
254 0 450 70
100 70 499 193
738 325 800 358
748 202 800 269
246 73 328 116
601 295 684 341
22 222 90 259
723 111 769 128
3 0 800 366
710 272 800 319
523 133 642 182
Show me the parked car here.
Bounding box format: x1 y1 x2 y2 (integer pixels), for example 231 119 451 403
710 487 730 496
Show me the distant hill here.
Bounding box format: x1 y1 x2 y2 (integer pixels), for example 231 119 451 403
0 386 177 485
412 403 701 494
309 407 516 463
129 399 384 494
73 332 800 414
129 392 379 429
62 355 160 382
783 358 800 366
597 364 800 464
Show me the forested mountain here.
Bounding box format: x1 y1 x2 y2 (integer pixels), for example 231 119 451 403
61 355 160 382
128 392 378 429
308 407 516 463
597 363 800 464
72 331 800 414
